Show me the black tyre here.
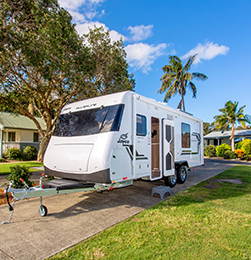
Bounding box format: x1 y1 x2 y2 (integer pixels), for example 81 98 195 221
164 173 177 188
177 166 187 184
39 205 48 217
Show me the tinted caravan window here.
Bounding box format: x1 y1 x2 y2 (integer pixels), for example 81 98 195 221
181 123 190 148
136 114 147 136
53 104 124 137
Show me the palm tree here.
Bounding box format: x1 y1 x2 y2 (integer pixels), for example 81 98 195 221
213 101 251 151
158 55 207 111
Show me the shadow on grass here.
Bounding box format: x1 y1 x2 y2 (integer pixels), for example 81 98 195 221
157 166 251 210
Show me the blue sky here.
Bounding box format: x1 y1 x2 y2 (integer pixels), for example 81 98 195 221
58 0 251 123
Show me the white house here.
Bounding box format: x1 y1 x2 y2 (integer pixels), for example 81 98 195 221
0 112 46 158
204 130 251 146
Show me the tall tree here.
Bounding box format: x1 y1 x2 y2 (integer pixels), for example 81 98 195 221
213 101 251 151
79 26 135 99
158 55 207 111
0 1 134 161
203 122 214 136
0 0 93 161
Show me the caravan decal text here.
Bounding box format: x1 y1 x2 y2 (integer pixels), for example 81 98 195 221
117 133 130 144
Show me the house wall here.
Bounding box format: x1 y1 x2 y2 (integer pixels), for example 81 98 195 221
3 129 39 142
2 128 41 154
222 138 231 146
205 136 251 147
20 130 34 142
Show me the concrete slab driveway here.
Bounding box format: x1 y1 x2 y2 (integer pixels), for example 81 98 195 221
0 158 250 260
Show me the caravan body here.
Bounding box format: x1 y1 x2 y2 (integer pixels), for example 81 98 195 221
44 91 204 187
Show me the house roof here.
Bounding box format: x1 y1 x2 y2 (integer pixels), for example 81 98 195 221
204 130 251 139
0 112 46 131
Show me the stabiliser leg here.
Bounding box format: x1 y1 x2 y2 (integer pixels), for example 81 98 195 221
2 184 15 224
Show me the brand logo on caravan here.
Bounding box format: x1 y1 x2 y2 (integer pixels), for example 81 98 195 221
117 133 130 144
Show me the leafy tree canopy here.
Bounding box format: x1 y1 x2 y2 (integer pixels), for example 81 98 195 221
0 0 135 161
203 122 215 136
79 26 135 100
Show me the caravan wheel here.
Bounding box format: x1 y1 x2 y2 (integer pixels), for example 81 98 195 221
177 166 187 184
164 174 177 188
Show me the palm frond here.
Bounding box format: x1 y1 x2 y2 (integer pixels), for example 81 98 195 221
162 64 173 73
183 54 197 72
192 72 208 81
188 82 197 98
184 72 194 82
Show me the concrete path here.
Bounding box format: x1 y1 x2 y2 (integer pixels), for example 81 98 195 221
0 159 250 260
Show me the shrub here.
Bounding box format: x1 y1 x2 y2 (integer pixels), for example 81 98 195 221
234 149 245 158
23 146 38 160
235 141 243 150
0 158 7 162
204 145 216 157
223 150 237 159
216 143 231 157
6 165 33 188
241 139 251 155
5 148 22 160
240 155 251 161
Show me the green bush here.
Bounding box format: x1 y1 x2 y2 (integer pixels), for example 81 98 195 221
223 150 237 159
204 145 216 157
241 139 251 155
5 148 22 160
216 143 231 157
6 165 33 188
23 146 38 160
235 141 243 150
0 158 7 162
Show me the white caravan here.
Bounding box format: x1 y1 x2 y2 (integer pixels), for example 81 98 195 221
44 91 204 188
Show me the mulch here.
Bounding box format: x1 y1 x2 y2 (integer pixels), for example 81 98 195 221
0 188 13 206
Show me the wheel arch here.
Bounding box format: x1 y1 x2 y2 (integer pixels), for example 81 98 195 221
175 160 189 170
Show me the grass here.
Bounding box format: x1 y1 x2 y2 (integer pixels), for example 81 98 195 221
0 162 43 175
50 166 251 260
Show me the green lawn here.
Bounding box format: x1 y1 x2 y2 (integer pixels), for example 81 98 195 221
0 162 44 175
50 166 251 260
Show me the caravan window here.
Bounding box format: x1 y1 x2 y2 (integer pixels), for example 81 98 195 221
181 123 190 148
53 104 124 137
136 114 147 136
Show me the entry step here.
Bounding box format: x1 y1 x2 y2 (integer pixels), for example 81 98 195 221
151 185 171 200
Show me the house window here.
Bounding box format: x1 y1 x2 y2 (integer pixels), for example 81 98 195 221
33 132 39 142
8 132 16 142
136 114 147 136
181 123 190 148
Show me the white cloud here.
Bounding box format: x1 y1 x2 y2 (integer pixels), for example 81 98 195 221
58 0 105 23
127 25 153 42
58 0 104 9
58 0 86 10
69 10 86 23
125 43 167 73
76 22 124 42
182 42 230 64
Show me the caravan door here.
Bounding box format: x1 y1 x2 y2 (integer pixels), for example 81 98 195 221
162 119 175 177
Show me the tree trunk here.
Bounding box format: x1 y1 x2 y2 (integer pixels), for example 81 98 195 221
37 135 52 162
230 124 235 151
231 137 235 151
182 95 185 111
